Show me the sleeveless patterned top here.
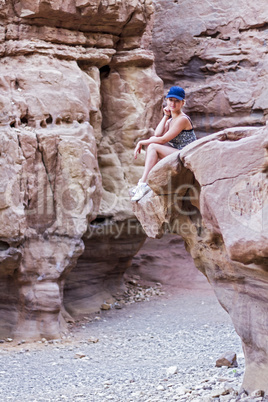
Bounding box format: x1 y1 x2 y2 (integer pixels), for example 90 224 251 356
168 115 196 150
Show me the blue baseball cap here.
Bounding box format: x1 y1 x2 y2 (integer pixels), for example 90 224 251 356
166 86 185 100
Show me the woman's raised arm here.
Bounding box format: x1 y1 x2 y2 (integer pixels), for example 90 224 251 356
154 112 170 137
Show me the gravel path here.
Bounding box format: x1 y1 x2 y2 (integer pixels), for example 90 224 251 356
0 287 247 402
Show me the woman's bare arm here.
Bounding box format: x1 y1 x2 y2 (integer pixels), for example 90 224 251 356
134 116 189 159
154 115 170 137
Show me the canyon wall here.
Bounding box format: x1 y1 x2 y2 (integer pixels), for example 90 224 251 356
133 125 268 394
0 7 267 399
0 0 163 339
152 0 268 137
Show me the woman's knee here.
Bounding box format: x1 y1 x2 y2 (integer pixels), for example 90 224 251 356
147 143 158 153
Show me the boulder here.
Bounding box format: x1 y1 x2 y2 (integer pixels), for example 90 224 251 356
133 125 268 394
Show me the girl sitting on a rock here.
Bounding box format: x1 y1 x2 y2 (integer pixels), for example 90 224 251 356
131 86 196 201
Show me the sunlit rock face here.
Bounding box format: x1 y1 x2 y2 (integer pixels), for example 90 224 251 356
133 125 268 394
0 0 163 339
152 0 268 136
0 122 100 339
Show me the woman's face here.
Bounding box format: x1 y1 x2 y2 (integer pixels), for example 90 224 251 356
167 97 183 111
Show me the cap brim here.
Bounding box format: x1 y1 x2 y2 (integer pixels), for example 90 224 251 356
166 95 184 100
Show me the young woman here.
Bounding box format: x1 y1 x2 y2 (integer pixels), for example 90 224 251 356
131 86 196 201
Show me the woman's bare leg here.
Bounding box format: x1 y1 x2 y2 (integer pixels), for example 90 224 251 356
140 143 178 183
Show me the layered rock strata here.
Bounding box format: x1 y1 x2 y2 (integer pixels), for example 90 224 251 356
133 125 268 394
152 0 268 136
0 0 163 339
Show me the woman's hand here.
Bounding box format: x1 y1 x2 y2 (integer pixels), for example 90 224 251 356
163 106 171 118
134 141 143 159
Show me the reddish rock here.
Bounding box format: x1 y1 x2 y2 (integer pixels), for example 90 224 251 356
0 0 161 339
133 125 268 394
152 0 268 136
216 352 238 368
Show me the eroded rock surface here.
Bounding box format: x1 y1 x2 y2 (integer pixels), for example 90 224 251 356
152 0 268 136
0 122 101 338
64 219 146 317
133 125 268 394
0 0 162 339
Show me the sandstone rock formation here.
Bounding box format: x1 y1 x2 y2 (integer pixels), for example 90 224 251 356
152 0 268 136
64 219 146 316
133 125 268 394
0 10 267 402
126 233 209 290
0 0 163 339
0 123 101 339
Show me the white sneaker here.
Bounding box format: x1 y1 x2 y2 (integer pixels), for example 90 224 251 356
129 179 143 196
131 182 150 201
130 185 138 196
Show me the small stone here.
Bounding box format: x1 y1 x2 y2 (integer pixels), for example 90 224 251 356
175 386 188 396
41 338 47 343
157 385 165 391
210 388 227 397
238 391 248 399
221 388 234 396
6 338 13 342
0 340 5 343
220 396 235 402
166 366 178 376
88 337 99 343
105 297 116 304
74 352 86 359
217 378 232 382
101 303 111 310
114 302 123 309
216 352 238 368
128 278 138 286
250 390 264 398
